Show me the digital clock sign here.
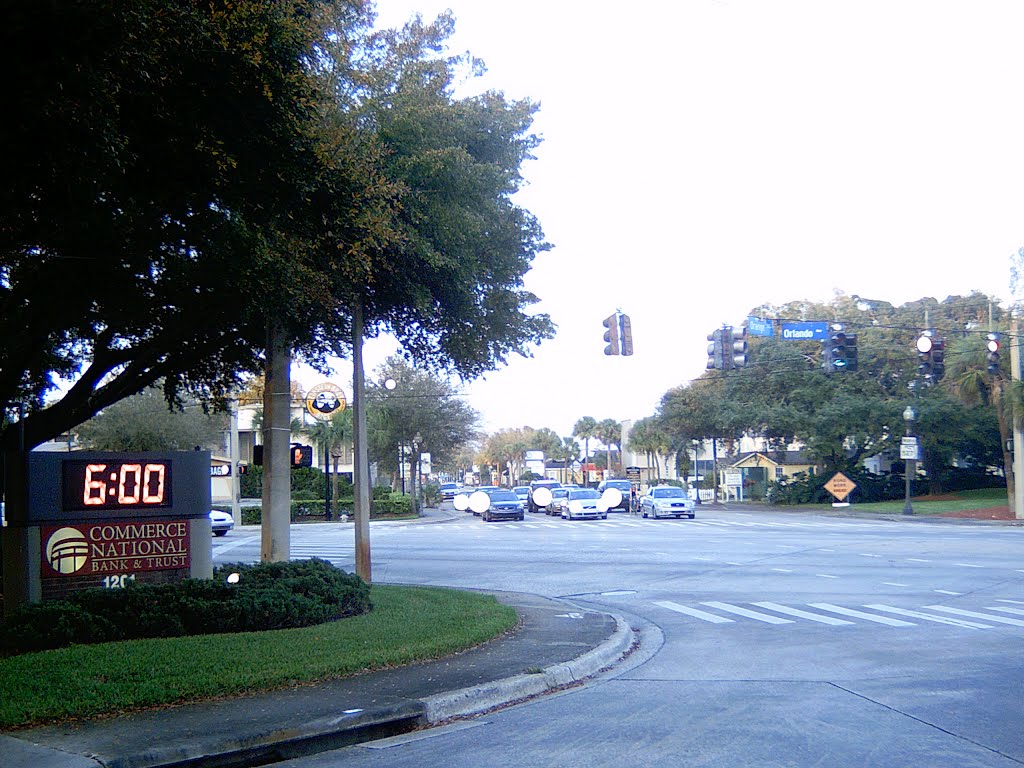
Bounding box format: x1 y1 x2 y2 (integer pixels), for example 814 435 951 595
61 460 173 511
4 450 210 525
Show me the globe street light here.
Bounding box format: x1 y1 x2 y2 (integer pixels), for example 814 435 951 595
902 406 916 516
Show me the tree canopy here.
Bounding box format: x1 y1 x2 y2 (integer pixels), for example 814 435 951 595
656 292 1008 492
1 1 553 451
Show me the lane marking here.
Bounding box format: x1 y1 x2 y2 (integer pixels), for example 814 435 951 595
934 590 961 596
996 599 1024 604
654 601 734 623
989 606 1024 616
926 605 1024 627
771 568 793 573
809 603 916 626
954 563 985 569
864 604 992 629
816 574 839 579
907 558 931 563
752 602 854 625
701 601 793 624
882 582 908 587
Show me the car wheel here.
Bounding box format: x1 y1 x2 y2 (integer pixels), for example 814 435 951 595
689 514 696 519
601 514 608 519
518 514 524 521
214 530 227 537
641 508 648 518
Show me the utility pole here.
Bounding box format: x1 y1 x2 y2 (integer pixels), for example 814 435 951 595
261 321 291 562
352 300 372 583
1013 315 1024 519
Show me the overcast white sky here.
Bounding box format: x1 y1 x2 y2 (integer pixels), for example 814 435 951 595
299 0 1024 441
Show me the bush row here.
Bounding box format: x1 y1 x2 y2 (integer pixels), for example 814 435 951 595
0 559 370 656
767 466 1006 505
220 493 414 525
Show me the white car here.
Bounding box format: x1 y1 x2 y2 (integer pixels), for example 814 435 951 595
640 486 696 519
561 488 606 520
209 509 235 536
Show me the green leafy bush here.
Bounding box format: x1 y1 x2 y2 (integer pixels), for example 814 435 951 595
0 559 369 656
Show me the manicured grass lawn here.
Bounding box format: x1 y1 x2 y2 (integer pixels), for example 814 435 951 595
0 585 517 729
849 488 1007 515
785 488 1008 515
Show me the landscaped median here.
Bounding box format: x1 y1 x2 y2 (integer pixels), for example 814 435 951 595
0 584 518 729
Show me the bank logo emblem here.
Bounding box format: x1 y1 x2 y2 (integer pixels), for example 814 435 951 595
45 527 89 574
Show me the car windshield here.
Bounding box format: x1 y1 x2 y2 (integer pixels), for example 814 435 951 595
653 487 687 499
488 490 518 502
606 481 631 490
551 488 569 499
570 489 601 500
513 487 530 494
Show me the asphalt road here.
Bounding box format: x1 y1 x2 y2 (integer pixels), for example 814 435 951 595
214 505 1024 767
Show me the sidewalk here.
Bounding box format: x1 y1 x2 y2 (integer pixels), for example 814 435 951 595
2 591 633 768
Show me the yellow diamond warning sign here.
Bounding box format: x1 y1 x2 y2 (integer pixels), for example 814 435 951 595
824 472 856 502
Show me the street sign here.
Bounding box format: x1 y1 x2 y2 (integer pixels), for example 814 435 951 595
781 321 829 341
725 471 742 487
824 472 856 502
900 444 919 460
901 436 918 446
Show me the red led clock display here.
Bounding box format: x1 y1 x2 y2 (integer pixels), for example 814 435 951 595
61 460 173 511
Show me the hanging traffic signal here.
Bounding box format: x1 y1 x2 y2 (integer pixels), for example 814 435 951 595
726 326 747 368
845 334 858 372
931 337 944 381
917 331 934 381
987 333 1001 375
619 314 634 356
707 329 724 370
830 330 848 370
603 313 620 356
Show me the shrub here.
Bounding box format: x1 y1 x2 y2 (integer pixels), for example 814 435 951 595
0 559 369 656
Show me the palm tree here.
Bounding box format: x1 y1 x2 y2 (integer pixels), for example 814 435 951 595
597 418 621 476
573 416 598 486
303 409 353 519
946 332 1023 508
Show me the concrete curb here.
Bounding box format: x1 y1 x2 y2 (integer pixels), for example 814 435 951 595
421 613 634 723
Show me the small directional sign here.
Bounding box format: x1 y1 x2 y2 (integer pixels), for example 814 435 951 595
824 472 856 502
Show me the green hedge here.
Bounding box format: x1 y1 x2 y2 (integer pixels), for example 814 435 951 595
0 559 370 656
220 493 414 525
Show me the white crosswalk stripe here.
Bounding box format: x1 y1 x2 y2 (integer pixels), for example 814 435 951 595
700 601 793 624
651 599 1024 629
809 604 916 626
925 606 1024 627
863 604 992 629
654 601 734 623
752 602 854 625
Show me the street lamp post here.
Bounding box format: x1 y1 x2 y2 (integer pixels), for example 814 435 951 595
902 406 916 516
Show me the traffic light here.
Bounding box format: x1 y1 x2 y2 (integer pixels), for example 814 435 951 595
619 314 634 356
726 326 747 368
845 334 858 372
603 313 620 356
917 331 934 381
290 444 313 467
987 333 1001 375
822 326 853 373
930 337 944 381
830 331 848 371
707 329 724 370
